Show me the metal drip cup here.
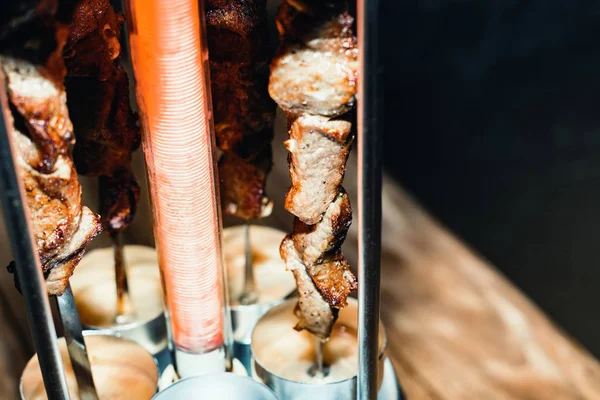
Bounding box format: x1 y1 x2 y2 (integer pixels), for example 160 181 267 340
20 333 159 400
223 225 296 370
69 246 167 356
251 298 387 400
152 373 277 400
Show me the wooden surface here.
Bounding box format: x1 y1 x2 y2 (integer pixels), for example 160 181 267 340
364 179 600 399
2 124 600 398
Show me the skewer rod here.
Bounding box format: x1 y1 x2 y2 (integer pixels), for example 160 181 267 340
113 232 130 322
240 223 257 305
357 0 383 398
0 68 70 399
56 285 99 400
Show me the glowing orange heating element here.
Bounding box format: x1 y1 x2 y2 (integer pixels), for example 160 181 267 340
126 0 224 353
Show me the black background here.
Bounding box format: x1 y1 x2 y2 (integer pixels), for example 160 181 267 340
381 1 600 355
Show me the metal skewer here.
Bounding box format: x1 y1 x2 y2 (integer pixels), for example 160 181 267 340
55 286 99 400
112 232 133 324
308 337 329 378
0 69 70 400
239 223 258 305
357 0 383 398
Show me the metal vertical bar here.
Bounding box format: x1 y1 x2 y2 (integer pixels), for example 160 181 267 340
0 66 70 399
357 0 383 397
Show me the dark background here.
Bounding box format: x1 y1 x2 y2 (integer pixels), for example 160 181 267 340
381 1 600 356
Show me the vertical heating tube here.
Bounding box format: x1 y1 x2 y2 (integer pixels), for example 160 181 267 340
124 0 230 376
357 0 383 398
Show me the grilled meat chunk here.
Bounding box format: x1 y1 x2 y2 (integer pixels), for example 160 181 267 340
269 1 358 117
62 0 122 80
67 68 139 176
44 207 101 293
206 0 269 63
307 252 356 309
285 114 353 225
218 143 273 220
281 236 337 339
1 7 102 296
210 61 274 151
99 168 140 232
291 189 352 266
291 190 356 309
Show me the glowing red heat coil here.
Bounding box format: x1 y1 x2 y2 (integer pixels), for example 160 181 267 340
126 0 224 353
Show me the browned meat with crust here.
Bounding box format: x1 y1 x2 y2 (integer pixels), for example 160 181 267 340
206 0 269 63
269 1 358 118
62 0 121 80
67 67 139 176
210 61 274 151
207 0 275 220
280 236 337 339
307 252 356 308
285 114 353 225
64 0 141 234
1 6 102 296
99 168 140 232
218 144 273 220
291 189 351 266
44 206 101 293
292 190 356 309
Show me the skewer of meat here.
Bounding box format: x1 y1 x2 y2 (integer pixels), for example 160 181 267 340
62 0 141 235
206 0 276 303
206 0 276 221
269 0 359 339
60 0 141 320
1 0 102 296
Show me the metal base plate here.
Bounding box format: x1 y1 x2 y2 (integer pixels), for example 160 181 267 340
379 358 404 400
155 346 404 399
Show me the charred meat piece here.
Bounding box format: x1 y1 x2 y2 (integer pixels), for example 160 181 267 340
210 61 274 151
218 143 273 220
307 252 356 309
291 189 352 266
269 1 358 118
44 207 102 293
207 0 276 220
292 189 356 309
1 5 102 296
2 42 73 174
62 0 122 80
64 0 141 234
281 236 337 339
99 168 140 232
285 114 353 225
206 0 269 63
66 67 139 177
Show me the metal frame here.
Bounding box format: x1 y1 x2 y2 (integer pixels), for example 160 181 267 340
357 0 384 398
